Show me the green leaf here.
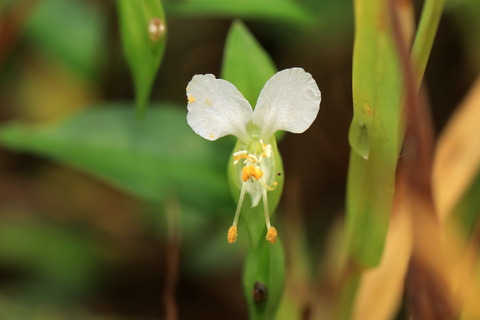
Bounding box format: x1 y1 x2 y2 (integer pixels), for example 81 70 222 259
164 0 313 26
346 0 404 269
221 20 276 107
243 238 285 320
0 103 231 210
346 0 446 270
0 217 97 294
411 0 447 88
26 0 106 79
117 0 167 116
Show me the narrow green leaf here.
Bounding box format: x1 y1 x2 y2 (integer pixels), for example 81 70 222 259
222 20 276 106
164 0 313 26
347 0 446 269
0 104 231 210
347 0 404 268
411 0 447 89
117 0 167 116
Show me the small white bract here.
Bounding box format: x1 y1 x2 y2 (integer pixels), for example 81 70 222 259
186 68 321 244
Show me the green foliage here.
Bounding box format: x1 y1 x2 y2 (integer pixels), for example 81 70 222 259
243 237 285 320
346 0 446 269
346 0 404 269
412 0 447 87
342 0 447 318
164 0 313 26
222 21 276 107
0 217 98 302
117 0 167 116
0 104 231 211
26 0 105 79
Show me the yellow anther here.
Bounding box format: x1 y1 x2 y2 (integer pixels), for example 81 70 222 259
227 226 238 244
266 227 278 244
187 95 196 103
233 151 249 164
242 165 263 182
261 143 272 158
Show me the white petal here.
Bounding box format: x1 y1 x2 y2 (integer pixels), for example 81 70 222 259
186 74 253 142
253 68 321 139
245 181 262 207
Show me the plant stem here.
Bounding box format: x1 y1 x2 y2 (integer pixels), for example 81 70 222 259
411 0 447 90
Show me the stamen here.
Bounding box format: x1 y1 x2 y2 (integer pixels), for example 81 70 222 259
262 189 278 244
258 179 278 191
242 165 263 182
233 150 248 165
260 141 272 158
227 226 238 244
227 182 247 244
266 227 278 244
233 183 247 226
262 189 271 229
248 154 260 163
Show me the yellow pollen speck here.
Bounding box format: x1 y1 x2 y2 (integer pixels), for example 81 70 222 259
188 95 196 103
205 98 212 106
266 227 278 244
227 226 238 244
209 133 215 139
242 165 263 182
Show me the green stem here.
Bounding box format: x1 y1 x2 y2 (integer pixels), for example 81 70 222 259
411 0 447 89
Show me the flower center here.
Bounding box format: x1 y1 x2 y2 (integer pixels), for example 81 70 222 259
242 165 263 182
227 139 278 245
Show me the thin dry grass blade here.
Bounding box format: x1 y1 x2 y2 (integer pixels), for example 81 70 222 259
351 180 412 320
433 77 480 222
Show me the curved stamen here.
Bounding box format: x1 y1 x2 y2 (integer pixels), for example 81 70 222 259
262 189 278 244
258 178 278 191
227 182 248 244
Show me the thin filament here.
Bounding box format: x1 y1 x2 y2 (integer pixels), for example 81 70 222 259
262 189 271 229
232 182 247 226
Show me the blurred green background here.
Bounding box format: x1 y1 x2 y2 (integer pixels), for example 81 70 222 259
0 0 478 319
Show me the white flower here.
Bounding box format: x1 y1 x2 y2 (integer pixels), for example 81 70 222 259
186 68 321 244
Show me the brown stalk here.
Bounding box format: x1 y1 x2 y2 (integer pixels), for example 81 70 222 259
387 0 455 319
164 198 181 320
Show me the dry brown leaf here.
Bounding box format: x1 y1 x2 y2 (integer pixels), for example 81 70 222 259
433 76 480 222
443 223 480 320
351 204 412 320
